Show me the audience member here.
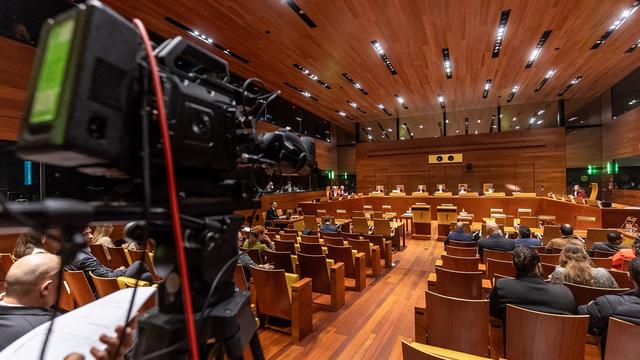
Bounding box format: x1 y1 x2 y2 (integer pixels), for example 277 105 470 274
571 184 587 199
489 246 577 321
11 231 48 259
514 226 541 247
319 216 338 233
591 231 625 255
545 224 585 253
265 201 279 227
477 222 515 258
445 222 474 246
242 225 274 252
92 223 115 248
611 236 640 270
549 244 618 288
579 257 640 353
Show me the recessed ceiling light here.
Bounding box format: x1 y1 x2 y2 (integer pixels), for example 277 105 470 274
627 39 640 53
591 2 639 49
537 120 544 124
347 100 366 113
535 69 556 92
515 125 520 129
395 95 408 109
342 73 369 95
537 109 545 115
335 110 354 120
558 76 583 96
629 99 639 105
293 64 331 89
529 117 536 124
477 119 481 123
285 0 317 28
366 127 372 130
568 116 578 121
483 79 492 98
283 82 319 101
512 117 518 121
442 48 453 79
456 129 459 133
371 40 397 75
387 128 393 132
492 10 511 58
526 30 552 68
419 125 424 128
474 130 479 134
437 94 445 109
507 85 519 102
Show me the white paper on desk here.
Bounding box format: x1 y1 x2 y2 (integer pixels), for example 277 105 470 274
0 287 156 360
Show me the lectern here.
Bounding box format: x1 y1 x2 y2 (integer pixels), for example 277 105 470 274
412 205 432 240
437 205 458 240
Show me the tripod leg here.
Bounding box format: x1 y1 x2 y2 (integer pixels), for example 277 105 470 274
249 331 265 360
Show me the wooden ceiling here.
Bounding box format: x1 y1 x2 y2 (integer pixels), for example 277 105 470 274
103 0 640 130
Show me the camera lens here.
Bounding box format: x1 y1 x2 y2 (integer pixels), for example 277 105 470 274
191 112 211 136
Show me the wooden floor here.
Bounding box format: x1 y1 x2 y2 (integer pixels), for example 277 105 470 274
257 232 602 359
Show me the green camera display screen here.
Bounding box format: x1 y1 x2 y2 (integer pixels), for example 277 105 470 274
29 18 75 124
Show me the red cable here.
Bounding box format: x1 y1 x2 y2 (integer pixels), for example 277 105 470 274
132 19 199 360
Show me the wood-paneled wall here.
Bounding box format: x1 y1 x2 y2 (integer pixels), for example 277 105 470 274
337 145 356 175
356 128 566 195
0 37 35 140
602 106 640 161
566 127 602 168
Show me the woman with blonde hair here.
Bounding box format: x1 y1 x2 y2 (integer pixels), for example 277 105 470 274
91 223 115 262
549 244 618 288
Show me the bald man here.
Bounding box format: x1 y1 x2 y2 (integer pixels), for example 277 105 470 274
0 253 60 350
477 221 515 258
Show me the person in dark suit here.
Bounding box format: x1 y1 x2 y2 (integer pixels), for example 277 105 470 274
265 201 280 228
579 257 640 353
319 216 339 233
514 226 541 247
445 222 474 246
590 231 625 255
477 222 515 258
489 246 577 321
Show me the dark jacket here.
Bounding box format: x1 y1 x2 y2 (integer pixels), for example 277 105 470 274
265 208 278 226
489 275 577 321
478 234 515 257
446 230 474 245
65 248 126 279
514 237 542 247
319 223 339 233
0 305 55 351
590 242 623 254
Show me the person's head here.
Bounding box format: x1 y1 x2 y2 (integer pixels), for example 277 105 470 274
632 236 640 256
455 222 466 232
518 226 531 239
573 184 580 191
512 246 541 277
559 244 590 267
323 215 332 225
270 201 278 209
559 244 594 286
12 231 45 259
82 226 93 246
607 231 623 245
4 253 61 308
560 224 574 236
92 223 114 243
629 257 640 289
486 221 499 236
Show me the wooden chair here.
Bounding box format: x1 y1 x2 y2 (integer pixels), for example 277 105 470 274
531 245 547 254
445 246 478 257
303 215 318 230
343 232 361 240
519 216 539 229
538 253 561 264
234 264 248 291
542 225 562 244
401 341 490 360
265 231 278 240
608 269 634 289
517 208 532 218
591 257 613 269
57 280 75 312
548 247 563 254
440 254 480 272
316 209 327 217
89 244 111 266
352 217 370 234
300 234 320 244
604 317 640 360
352 211 365 218
279 232 298 242
586 228 614 250
298 241 324 256
540 262 557 278
106 247 131 268
483 249 513 262
424 290 490 356
594 249 616 258
320 231 341 240
243 248 263 265
348 239 381 277
323 236 345 247
564 282 629 306
282 228 298 235
127 249 158 280
297 253 345 311
490 208 503 214
266 227 281 234
326 244 366 291
434 267 483 300
449 240 478 248
363 233 392 268
336 209 348 218
63 271 96 307
89 272 121 298
249 266 313 341
373 218 399 249
505 304 588 360
623 258 632 271
273 239 296 254
264 250 295 273
485 258 516 279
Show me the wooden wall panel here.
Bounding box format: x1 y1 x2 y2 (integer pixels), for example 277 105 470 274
0 37 35 140
356 128 566 195
337 146 356 175
602 106 640 161
566 127 602 168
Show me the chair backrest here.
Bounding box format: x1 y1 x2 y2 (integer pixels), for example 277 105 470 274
440 254 479 272
343 232 362 240
483 249 513 262
490 208 503 214
363 234 385 253
485 258 516 279
234 264 248 291
538 253 561 264
373 218 392 237
434 267 483 300
273 239 296 254
348 239 372 267
593 249 616 258
425 290 490 356
604 317 640 360
542 225 562 243
608 269 634 289
249 267 292 319
282 228 299 234
300 234 320 243
586 228 613 250
89 244 111 266
57 280 75 312
540 262 557 278
303 215 318 230
324 236 345 247
320 231 340 239
264 250 295 273
266 226 281 233
279 232 298 242
590 257 612 269
127 248 144 263
519 216 539 229
244 247 263 265
0 253 15 282
89 272 121 298
445 246 477 257
63 271 96 307
316 209 327 217
352 211 365 218
517 208 532 218
106 247 130 268
564 282 629 306
326 244 355 278
372 211 384 219
298 241 324 256
352 217 370 234
336 209 348 218
297 253 331 294
265 231 278 240
531 246 547 254
449 240 478 248
623 259 632 271
506 304 588 360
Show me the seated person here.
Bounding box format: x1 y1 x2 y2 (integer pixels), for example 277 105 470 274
65 227 153 284
591 231 625 255
545 224 585 253
478 222 515 258
514 226 541 247
416 185 427 193
611 236 639 270
549 244 618 288
319 216 339 233
435 184 445 193
579 257 640 353
12 231 48 259
445 222 474 246
242 225 274 252
570 184 587 199
489 246 577 321
485 184 495 194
